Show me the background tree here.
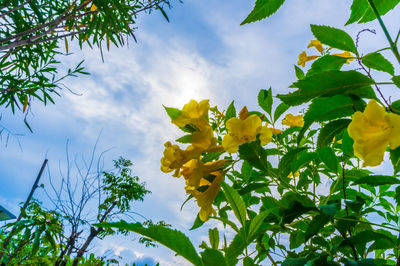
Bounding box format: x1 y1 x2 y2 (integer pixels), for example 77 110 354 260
0 0 173 130
0 150 151 264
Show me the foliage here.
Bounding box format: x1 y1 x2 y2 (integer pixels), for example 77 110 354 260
0 156 150 265
0 0 172 130
99 0 400 265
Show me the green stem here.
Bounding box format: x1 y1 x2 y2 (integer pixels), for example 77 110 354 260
367 0 400 66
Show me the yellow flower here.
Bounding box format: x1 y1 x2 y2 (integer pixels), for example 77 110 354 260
191 125 217 150
307 40 324 54
182 159 226 191
269 128 283 135
333 51 353 64
222 114 273 153
190 171 225 221
172 100 210 130
297 51 319 67
282 114 304 127
160 142 200 176
348 100 400 167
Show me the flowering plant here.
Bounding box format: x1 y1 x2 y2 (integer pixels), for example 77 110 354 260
99 0 400 265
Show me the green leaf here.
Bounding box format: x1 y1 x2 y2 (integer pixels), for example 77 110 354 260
282 258 308 266
239 141 269 171
390 146 400 175
31 229 43 256
258 88 273 115
279 192 317 224
225 101 236 122
318 147 338 173
342 129 354 155
273 102 289 121
163 105 182 120
208 228 219 249
395 186 400 205
278 70 375 106
278 147 307 178
176 135 191 143
353 175 400 186
225 233 246 265
362 52 394 75
210 217 240 233
221 182 247 226
311 25 357 54
359 0 400 23
248 210 271 240
298 95 355 143
294 65 305 79
241 0 286 25
97 221 203 266
319 204 340 217
305 214 330 241
190 214 205 230
201 249 226 266
307 55 347 77
393 75 400 88
306 95 355 122
346 0 369 25
317 119 352 148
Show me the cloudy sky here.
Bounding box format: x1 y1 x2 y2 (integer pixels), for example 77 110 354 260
1 0 400 265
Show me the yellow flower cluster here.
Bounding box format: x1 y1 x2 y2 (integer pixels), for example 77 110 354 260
348 100 400 167
161 100 226 221
298 40 354 67
222 108 273 153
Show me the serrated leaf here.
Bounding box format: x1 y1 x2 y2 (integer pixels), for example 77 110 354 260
241 0 286 25
317 119 352 148
221 182 247 226
97 221 203 266
164 105 182 120
353 175 400 186
362 52 394 75
294 65 305 79
273 102 289 121
201 249 226 266
307 55 347 77
318 147 338 173
248 210 271 240
225 233 245 265
359 0 400 23
392 75 400 88
346 0 369 25
225 101 236 122
311 25 357 54
278 70 375 106
258 88 273 114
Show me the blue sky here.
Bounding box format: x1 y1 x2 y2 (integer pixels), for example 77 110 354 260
1 0 400 265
